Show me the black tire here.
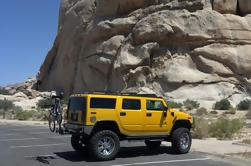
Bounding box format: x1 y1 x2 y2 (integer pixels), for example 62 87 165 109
171 128 192 154
87 130 120 161
48 113 55 132
71 134 86 153
145 140 161 150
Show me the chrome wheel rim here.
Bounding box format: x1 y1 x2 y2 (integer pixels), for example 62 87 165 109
180 133 190 150
97 136 115 156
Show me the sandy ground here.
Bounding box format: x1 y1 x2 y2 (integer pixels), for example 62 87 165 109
191 138 251 154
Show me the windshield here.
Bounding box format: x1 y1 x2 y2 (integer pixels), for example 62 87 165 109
68 97 86 111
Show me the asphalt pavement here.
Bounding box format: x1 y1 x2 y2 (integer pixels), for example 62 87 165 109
0 121 246 166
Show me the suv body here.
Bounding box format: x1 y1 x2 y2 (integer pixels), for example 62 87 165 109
64 93 193 160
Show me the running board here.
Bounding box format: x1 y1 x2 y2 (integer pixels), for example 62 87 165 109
124 135 168 142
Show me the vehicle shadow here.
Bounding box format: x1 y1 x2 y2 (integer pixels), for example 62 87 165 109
54 145 177 162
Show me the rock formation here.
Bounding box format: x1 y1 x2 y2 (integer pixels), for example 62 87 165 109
39 0 251 107
1 78 51 110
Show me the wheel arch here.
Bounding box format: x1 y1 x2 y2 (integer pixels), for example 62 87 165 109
91 120 121 137
170 120 192 135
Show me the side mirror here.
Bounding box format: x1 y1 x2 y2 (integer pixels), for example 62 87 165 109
163 106 168 117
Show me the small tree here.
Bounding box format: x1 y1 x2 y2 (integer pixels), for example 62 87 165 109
237 99 251 110
0 98 14 119
214 99 231 110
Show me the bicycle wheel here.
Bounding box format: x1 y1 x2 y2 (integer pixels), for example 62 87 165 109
48 113 56 132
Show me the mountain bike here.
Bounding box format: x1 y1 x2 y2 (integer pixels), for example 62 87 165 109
48 93 64 133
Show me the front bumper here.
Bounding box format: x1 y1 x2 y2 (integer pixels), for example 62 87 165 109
63 123 93 135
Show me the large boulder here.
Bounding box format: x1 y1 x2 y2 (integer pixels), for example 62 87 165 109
192 44 251 77
213 0 237 14
38 0 251 108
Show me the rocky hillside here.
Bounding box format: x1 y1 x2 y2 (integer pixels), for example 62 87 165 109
39 0 251 106
0 78 50 110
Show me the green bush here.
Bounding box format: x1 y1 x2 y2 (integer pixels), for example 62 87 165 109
0 88 10 95
195 107 208 116
167 101 183 109
209 118 244 139
237 99 251 110
192 117 209 139
14 110 46 121
183 99 200 110
37 98 53 109
15 110 34 120
13 106 23 112
214 99 231 110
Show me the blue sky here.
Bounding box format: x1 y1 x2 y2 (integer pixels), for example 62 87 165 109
0 0 60 86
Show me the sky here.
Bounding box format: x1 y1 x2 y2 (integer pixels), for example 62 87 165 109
0 0 60 86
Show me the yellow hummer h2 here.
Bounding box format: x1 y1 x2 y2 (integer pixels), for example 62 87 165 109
64 92 193 161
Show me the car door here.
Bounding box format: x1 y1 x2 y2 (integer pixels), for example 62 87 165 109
119 98 144 132
143 99 168 132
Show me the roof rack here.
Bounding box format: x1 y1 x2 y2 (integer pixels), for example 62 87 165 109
78 91 161 98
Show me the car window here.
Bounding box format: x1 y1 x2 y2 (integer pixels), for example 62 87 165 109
68 97 86 110
122 99 141 110
90 98 116 109
146 100 164 111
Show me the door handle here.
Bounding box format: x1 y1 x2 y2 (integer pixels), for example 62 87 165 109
120 112 126 116
146 113 152 117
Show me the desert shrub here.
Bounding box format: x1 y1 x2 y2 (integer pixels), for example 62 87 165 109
241 139 251 144
37 97 53 109
195 107 208 116
183 99 200 110
214 99 231 110
192 117 209 139
0 88 10 95
237 99 251 110
14 110 46 121
167 101 183 108
209 118 244 139
15 110 33 120
210 110 218 114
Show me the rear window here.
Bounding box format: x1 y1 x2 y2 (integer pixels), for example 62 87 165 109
122 99 141 110
68 97 86 110
90 98 116 109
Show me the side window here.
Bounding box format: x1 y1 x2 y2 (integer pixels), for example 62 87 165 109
146 100 165 111
90 98 116 109
122 99 141 110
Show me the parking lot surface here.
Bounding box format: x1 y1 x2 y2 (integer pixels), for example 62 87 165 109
0 121 244 166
